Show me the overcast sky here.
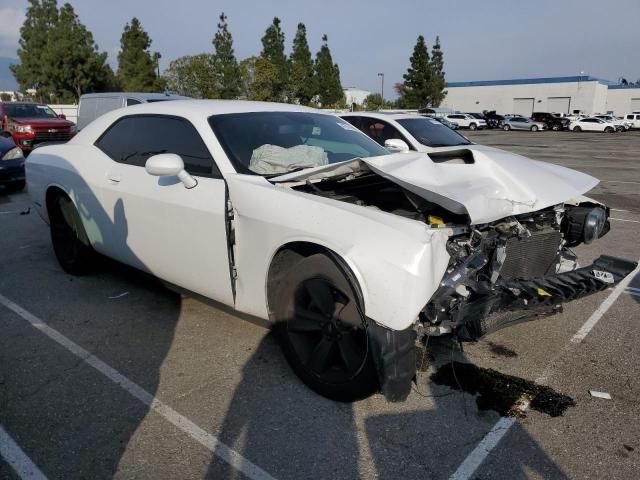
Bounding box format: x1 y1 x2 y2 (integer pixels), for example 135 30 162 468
1 0 639 96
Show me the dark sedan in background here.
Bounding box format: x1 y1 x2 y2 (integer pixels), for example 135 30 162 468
0 131 25 191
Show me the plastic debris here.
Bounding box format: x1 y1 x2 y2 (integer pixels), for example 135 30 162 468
108 291 129 299
589 390 612 400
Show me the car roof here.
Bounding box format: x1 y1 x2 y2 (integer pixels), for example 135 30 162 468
79 92 190 101
1 101 48 106
340 112 424 121
105 99 320 117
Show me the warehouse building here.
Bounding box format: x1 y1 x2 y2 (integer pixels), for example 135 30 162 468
441 76 640 117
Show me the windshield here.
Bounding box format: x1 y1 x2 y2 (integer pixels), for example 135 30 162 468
209 111 389 175
4 103 58 119
397 118 471 148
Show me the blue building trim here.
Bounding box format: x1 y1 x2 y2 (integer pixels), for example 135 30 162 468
446 76 616 88
608 84 640 90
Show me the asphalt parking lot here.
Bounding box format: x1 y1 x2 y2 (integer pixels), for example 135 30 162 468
1 129 639 480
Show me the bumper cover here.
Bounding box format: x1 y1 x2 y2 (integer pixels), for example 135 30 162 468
453 255 637 341
0 160 25 184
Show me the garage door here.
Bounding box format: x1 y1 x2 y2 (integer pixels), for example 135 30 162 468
630 98 640 112
547 97 571 114
513 98 534 117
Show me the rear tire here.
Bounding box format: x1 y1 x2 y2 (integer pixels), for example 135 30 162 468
469 123 477 131
530 125 538 132
573 126 582 132
49 193 99 275
552 124 561 131
273 254 379 402
604 126 614 133
503 124 511 131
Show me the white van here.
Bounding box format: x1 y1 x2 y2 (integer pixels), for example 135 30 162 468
77 92 189 130
624 113 640 129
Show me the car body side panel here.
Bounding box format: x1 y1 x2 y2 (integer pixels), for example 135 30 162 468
225 174 451 331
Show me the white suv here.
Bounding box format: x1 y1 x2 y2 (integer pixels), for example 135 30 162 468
444 114 486 130
624 113 640 129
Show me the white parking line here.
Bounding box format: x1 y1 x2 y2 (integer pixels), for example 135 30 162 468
610 218 640 223
449 260 640 480
0 293 276 480
0 425 47 480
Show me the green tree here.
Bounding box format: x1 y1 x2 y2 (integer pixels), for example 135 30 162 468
288 23 315 105
165 54 217 98
117 17 161 92
11 0 113 101
363 93 394 110
260 17 288 101
0 93 12 102
239 56 279 101
401 35 434 109
314 34 343 107
212 12 240 99
429 35 446 107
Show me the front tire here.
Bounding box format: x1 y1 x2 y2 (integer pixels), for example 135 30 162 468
573 126 582 132
530 125 539 132
604 126 614 133
49 193 99 275
469 123 477 131
552 124 561 131
503 124 511 131
273 254 379 402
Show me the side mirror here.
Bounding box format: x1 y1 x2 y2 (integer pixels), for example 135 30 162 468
384 138 410 153
58 113 66 120
145 153 197 189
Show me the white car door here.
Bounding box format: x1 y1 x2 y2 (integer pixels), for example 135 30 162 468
93 114 234 306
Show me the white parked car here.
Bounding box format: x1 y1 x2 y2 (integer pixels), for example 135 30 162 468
444 113 487 130
26 101 636 402
569 117 617 133
594 115 630 131
623 113 640 129
340 112 471 153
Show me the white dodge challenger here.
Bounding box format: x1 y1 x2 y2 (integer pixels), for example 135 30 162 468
26 100 636 402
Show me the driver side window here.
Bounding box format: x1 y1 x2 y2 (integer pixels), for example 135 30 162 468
95 115 221 178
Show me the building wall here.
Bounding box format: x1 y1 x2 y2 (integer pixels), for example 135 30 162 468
606 87 640 115
442 80 609 115
343 87 371 106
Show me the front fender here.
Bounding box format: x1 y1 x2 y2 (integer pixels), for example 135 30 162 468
227 174 451 330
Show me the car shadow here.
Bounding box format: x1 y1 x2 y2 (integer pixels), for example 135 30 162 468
0 158 182 478
206 335 569 479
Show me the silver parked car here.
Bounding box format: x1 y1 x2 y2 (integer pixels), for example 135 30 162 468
502 116 546 131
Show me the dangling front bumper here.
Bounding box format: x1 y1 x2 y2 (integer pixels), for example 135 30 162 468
433 255 638 341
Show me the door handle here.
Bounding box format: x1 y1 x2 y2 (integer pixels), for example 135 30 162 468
108 174 121 183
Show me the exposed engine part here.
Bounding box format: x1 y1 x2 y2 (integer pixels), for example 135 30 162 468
417 203 632 343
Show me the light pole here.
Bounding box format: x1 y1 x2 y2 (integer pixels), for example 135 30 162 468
377 73 384 106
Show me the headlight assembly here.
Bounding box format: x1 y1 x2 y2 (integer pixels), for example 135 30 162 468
1 147 24 161
15 125 33 134
583 207 607 244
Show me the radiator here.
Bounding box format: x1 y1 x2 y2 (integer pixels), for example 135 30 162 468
500 230 562 280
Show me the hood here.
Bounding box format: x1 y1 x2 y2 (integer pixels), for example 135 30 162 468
271 147 598 225
12 117 73 127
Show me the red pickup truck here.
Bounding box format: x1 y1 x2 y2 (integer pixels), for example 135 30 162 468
0 102 77 153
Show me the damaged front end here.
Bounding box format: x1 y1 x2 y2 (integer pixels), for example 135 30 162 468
419 204 637 341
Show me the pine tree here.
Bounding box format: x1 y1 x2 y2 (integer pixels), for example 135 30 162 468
117 18 161 92
401 35 433 109
11 0 113 102
260 17 287 101
11 0 59 96
430 36 446 107
212 12 240 99
314 35 343 107
288 23 315 105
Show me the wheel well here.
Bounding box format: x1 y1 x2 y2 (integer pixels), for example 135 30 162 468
266 242 363 320
45 186 69 220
